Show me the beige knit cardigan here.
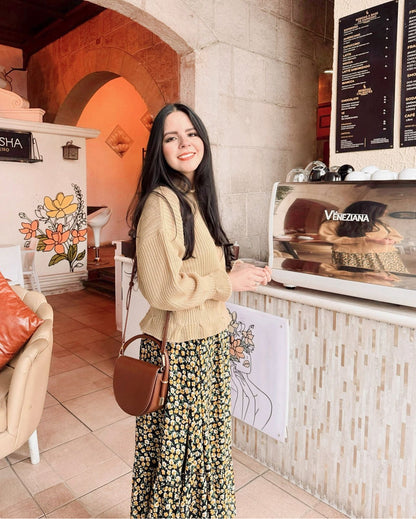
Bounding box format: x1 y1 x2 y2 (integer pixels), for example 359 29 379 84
136 186 232 342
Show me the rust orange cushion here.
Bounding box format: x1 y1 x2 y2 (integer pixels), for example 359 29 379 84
0 271 43 369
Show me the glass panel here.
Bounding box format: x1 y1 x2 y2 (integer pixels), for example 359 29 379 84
271 181 416 290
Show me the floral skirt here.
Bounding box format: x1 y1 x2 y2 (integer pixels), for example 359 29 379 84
130 330 236 519
332 250 408 273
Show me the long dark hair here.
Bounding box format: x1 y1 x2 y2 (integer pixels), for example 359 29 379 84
127 103 233 276
337 200 387 237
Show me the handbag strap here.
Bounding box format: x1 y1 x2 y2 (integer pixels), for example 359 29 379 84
120 274 171 360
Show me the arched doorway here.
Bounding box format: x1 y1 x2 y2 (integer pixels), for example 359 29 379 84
76 76 150 248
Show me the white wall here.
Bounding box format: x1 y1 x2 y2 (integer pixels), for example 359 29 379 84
0 118 98 292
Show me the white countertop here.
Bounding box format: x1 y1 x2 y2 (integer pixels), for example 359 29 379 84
256 281 416 328
115 254 416 328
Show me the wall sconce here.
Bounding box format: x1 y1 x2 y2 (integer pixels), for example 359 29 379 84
62 140 80 160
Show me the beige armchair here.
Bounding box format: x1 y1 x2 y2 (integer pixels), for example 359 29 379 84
0 286 53 464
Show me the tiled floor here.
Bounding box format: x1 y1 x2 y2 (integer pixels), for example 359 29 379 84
0 289 347 518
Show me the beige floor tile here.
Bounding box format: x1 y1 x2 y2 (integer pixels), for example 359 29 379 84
97 497 130 518
34 483 75 514
44 392 58 408
49 346 88 376
72 309 116 326
93 356 117 377
37 404 89 452
0 496 44 518
313 501 348 518
233 458 260 491
41 434 116 481
65 456 131 498
55 302 105 319
262 470 320 508
232 447 269 475
62 336 120 364
53 327 108 347
302 509 326 518
40 435 131 498
63 387 128 430
93 416 136 465
46 500 92 518
11 457 63 495
52 315 88 335
0 466 32 510
236 476 314 518
78 473 131 516
95 417 135 464
47 365 112 401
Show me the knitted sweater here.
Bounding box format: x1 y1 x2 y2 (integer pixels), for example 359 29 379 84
136 186 232 342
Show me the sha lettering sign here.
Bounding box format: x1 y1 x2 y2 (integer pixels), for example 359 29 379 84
0 129 32 162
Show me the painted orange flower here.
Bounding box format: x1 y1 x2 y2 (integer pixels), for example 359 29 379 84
44 193 77 218
43 224 70 254
19 220 38 239
230 336 245 358
71 228 87 244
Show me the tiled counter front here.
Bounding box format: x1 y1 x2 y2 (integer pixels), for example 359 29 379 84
231 285 416 518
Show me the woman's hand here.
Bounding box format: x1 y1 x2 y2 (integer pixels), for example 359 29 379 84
229 262 272 292
367 237 395 245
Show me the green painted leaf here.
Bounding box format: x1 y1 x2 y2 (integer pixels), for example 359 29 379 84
48 254 67 266
76 250 86 261
67 244 77 263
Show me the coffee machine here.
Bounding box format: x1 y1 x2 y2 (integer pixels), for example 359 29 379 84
268 181 416 308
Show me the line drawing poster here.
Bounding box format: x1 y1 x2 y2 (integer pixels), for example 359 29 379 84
227 302 289 441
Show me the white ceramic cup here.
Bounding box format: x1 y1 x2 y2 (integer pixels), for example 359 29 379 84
399 168 416 180
371 170 397 180
361 165 379 174
344 171 367 181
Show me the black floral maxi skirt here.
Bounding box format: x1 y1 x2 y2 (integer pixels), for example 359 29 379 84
130 330 236 519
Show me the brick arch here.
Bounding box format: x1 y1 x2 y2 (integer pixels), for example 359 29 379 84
27 9 181 123
53 49 166 126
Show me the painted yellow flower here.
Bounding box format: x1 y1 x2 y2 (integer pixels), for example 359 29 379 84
44 192 77 218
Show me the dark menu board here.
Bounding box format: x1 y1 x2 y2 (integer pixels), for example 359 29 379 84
336 2 398 153
400 0 416 146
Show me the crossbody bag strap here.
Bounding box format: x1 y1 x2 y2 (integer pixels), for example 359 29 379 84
121 272 171 358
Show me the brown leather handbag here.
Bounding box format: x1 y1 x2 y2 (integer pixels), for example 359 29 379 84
113 282 171 416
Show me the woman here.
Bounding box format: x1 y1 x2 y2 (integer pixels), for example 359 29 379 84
319 200 407 273
127 103 271 518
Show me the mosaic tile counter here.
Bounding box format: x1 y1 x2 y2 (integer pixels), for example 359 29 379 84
230 282 416 518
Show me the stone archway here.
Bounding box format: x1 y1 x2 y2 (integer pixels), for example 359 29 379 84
53 49 166 126
27 9 183 123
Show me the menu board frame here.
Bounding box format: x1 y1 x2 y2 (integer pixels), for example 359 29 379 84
336 1 398 153
400 0 416 146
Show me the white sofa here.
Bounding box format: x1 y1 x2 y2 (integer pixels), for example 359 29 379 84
0 286 53 464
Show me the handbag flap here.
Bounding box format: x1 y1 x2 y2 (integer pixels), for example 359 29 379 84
113 355 161 416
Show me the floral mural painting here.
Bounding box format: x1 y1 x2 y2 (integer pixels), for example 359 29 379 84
18 184 87 272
